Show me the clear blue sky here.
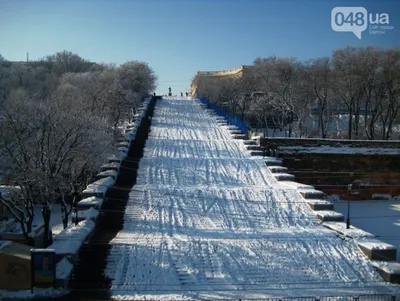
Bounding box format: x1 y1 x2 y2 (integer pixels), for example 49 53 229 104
0 0 399 95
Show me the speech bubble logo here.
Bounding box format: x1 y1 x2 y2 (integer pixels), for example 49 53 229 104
331 7 368 39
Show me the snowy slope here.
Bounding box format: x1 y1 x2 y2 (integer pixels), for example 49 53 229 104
105 97 399 300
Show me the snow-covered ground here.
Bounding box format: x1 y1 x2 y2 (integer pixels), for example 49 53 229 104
105 97 400 300
32 204 69 236
334 199 400 262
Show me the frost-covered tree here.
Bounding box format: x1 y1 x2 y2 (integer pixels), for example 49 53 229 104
192 47 400 139
0 89 116 243
59 62 157 128
331 47 365 140
254 56 304 137
302 57 333 138
0 51 158 245
117 61 157 99
43 50 93 76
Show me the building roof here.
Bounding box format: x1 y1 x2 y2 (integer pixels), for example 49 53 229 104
195 65 253 77
0 240 31 260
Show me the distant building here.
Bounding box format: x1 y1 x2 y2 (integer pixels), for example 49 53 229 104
190 65 253 97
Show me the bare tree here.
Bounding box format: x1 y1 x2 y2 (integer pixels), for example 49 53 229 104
332 47 365 139
0 89 116 244
303 57 333 138
250 93 278 136
0 186 35 240
378 48 400 140
254 56 302 137
43 50 93 76
58 69 120 122
294 63 314 138
356 47 386 140
0 51 159 245
192 48 400 139
231 75 257 121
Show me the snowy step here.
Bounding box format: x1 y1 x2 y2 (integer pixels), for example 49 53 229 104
117 141 130 148
77 197 104 210
371 261 400 284
268 166 288 173
119 145 129 154
243 140 257 145
96 170 118 181
100 162 120 172
245 145 262 151
229 129 242 135
299 189 325 199
316 210 344 222
323 222 375 239
82 177 115 199
107 155 122 163
264 158 283 166
280 181 314 190
232 134 246 140
217 121 228 126
249 150 264 156
226 125 239 130
273 173 295 181
306 199 334 211
357 239 397 261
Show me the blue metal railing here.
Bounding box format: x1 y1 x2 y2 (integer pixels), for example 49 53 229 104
199 97 248 135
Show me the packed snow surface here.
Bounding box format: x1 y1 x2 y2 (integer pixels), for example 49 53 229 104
105 97 399 299
334 199 400 261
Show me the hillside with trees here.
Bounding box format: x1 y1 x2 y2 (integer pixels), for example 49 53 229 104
194 46 400 140
0 50 157 241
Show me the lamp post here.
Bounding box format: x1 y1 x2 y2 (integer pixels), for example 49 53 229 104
346 183 352 229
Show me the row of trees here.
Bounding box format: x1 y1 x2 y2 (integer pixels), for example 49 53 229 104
0 51 157 242
194 46 400 140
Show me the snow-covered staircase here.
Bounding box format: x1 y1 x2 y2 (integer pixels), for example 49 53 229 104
69 97 157 298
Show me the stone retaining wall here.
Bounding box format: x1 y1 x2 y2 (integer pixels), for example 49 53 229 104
260 137 400 148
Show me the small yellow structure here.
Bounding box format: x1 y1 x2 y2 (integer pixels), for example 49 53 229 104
0 240 32 290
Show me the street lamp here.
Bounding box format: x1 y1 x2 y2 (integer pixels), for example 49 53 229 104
346 183 353 229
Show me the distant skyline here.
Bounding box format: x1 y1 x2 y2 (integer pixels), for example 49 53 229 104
1 0 399 95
